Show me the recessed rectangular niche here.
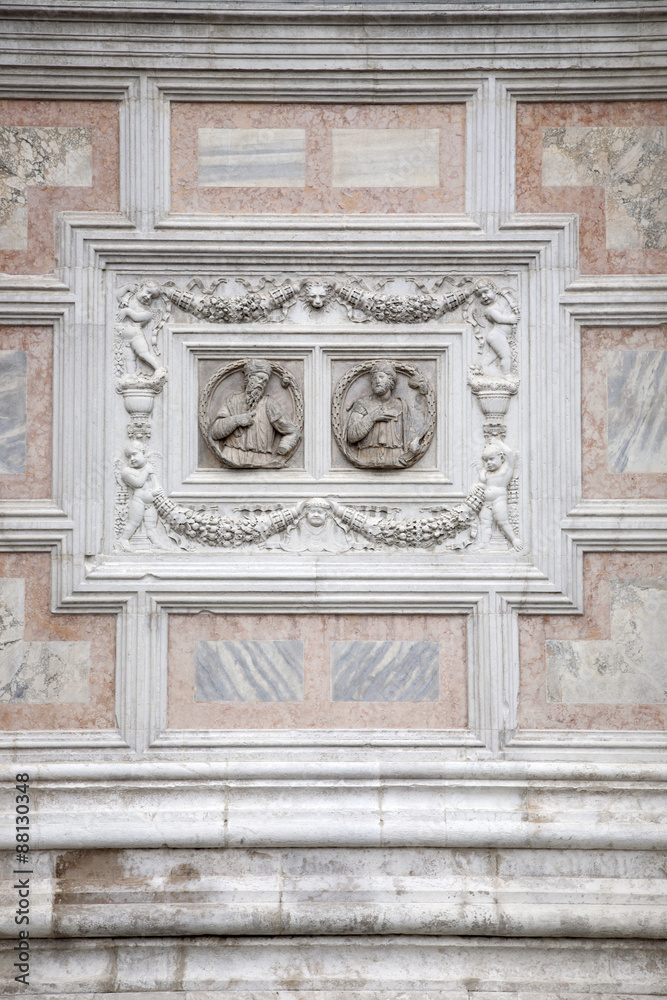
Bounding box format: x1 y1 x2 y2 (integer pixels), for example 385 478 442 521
198 128 306 188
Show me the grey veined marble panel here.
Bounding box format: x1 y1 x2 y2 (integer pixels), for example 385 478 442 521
607 350 667 473
331 640 439 702
0 349 27 474
547 579 667 704
198 128 306 187
0 578 90 703
194 640 304 702
542 125 667 249
332 129 440 188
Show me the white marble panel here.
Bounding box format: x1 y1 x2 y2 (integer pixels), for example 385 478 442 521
194 639 304 702
0 126 92 249
547 579 667 703
331 129 440 187
331 640 439 702
607 350 667 473
0 349 27 473
542 125 667 249
198 128 306 187
0 578 90 703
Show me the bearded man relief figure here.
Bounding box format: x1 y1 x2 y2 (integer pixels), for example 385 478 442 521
207 359 301 469
333 359 436 470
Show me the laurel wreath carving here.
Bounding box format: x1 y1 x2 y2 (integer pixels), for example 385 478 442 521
198 358 304 468
331 359 436 469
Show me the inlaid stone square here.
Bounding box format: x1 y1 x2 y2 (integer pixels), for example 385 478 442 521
198 128 306 187
331 129 440 188
194 639 304 702
0 349 26 473
546 579 667 704
331 640 439 702
607 350 667 473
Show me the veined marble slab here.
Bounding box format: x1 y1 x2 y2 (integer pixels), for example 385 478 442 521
542 125 667 249
331 640 439 702
607 350 667 473
0 126 92 250
331 129 440 188
546 579 667 704
0 349 27 474
194 639 304 702
0 578 90 703
198 128 306 187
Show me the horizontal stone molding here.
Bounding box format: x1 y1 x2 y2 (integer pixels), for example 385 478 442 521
0 935 664 996
2 846 666 940
2 765 667 851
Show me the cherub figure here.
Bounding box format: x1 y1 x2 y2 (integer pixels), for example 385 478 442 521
117 442 165 552
477 439 522 551
469 280 519 377
116 281 165 375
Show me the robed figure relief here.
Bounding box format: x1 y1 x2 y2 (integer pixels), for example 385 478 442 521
332 359 436 470
200 358 303 470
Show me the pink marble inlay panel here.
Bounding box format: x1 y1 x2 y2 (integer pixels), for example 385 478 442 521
582 325 667 499
171 102 465 215
0 100 119 274
168 613 468 730
516 101 667 275
519 552 667 730
0 326 52 500
0 553 116 731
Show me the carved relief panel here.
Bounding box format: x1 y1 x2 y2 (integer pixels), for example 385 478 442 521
109 271 524 557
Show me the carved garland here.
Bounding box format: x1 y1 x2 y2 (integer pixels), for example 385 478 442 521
198 358 304 469
331 359 436 469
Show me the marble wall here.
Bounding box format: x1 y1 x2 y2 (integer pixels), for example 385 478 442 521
171 102 466 215
168 613 467 730
0 553 116 731
0 100 119 274
581 325 667 499
516 100 667 273
519 552 667 730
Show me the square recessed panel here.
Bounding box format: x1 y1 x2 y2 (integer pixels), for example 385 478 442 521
331 640 439 702
198 128 306 187
332 129 440 188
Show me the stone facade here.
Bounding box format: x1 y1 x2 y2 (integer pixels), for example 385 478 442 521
0 2 666 996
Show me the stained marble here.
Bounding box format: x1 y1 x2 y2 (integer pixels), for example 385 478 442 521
0 126 92 250
606 349 667 473
198 128 306 187
331 640 439 702
546 579 667 704
542 126 667 250
0 349 27 473
194 639 304 702
0 578 90 704
331 129 440 188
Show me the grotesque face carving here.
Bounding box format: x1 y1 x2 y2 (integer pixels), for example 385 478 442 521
302 281 333 312
305 505 328 527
